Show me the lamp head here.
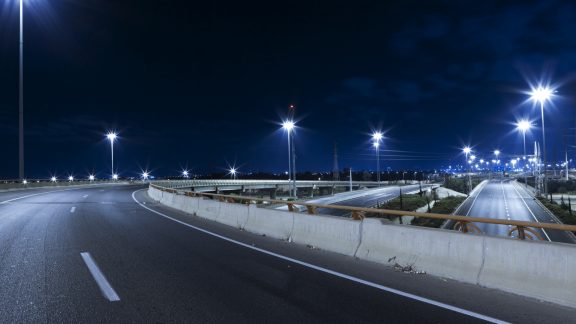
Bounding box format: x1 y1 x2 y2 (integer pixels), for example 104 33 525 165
517 120 531 132
106 132 117 141
282 120 295 131
530 86 553 104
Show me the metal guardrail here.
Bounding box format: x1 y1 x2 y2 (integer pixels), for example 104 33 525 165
150 183 576 241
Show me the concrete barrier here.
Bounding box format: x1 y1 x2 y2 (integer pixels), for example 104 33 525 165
244 206 293 240
478 238 576 307
291 213 361 256
356 218 485 283
216 202 249 228
197 198 221 221
147 186 576 308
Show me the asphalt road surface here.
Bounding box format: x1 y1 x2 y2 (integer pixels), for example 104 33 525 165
456 180 575 244
312 184 433 216
0 184 573 322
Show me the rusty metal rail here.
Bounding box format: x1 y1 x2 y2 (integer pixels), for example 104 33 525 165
150 184 576 240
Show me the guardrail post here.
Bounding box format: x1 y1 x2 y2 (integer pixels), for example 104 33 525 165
517 226 526 240
351 211 365 220
306 205 316 215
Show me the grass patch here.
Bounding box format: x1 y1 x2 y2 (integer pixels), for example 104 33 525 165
411 196 467 228
376 194 428 212
364 193 429 219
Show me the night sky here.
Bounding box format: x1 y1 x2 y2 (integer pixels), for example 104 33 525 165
1 0 576 179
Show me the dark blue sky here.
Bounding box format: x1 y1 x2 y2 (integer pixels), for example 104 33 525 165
1 0 576 178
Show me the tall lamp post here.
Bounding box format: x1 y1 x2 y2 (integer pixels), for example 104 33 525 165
492 149 500 179
372 131 383 185
106 132 117 179
18 0 24 179
530 86 553 195
282 120 296 197
463 147 471 194
516 120 531 187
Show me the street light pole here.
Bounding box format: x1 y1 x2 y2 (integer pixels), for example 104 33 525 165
291 130 296 197
372 131 383 186
106 132 117 178
110 139 114 175
530 86 553 195
287 129 291 186
19 0 24 179
540 100 548 195
282 121 296 198
463 147 472 194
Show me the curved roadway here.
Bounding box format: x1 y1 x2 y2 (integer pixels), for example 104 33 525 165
0 184 572 322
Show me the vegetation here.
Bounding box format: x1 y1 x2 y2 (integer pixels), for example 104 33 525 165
536 196 576 227
375 194 428 212
443 175 482 194
411 196 467 228
516 176 536 188
546 180 576 194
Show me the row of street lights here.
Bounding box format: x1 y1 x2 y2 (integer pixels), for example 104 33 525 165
460 84 554 194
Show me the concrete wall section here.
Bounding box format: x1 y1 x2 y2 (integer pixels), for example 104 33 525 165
197 198 221 221
217 203 249 228
356 218 484 283
244 206 293 240
291 214 361 256
478 238 576 307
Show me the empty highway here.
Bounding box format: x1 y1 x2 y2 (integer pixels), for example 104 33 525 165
0 184 572 322
456 180 576 243
309 184 433 216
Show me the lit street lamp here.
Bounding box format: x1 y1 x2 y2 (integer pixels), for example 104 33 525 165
182 170 189 178
106 132 118 179
229 167 237 180
530 86 553 194
463 146 472 194
516 120 531 186
89 174 95 181
112 174 118 180
51 176 57 183
282 120 296 197
372 131 383 185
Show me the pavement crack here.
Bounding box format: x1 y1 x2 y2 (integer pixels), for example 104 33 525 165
476 236 487 284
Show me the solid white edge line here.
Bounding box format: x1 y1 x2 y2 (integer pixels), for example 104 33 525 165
70 207 76 213
131 189 507 324
465 180 488 216
510 182 552 241
80 252 121 302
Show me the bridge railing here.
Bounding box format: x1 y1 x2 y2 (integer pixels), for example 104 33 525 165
151 179 418 189
150 183 576 241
